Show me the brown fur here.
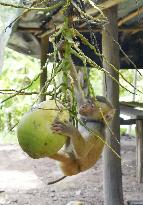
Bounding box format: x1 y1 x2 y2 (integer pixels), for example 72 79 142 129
51 40 115 177
50 97 115 176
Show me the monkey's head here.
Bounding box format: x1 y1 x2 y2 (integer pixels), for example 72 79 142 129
79 97 115 124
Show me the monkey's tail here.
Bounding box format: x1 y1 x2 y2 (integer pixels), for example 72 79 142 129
48 176 67 185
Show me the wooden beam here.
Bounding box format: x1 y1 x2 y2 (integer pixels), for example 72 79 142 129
86 0 126 17
28 0 143 37
41 25 143 39
120 101 143 108
17 27 41 33
40 0 127 38
120 118 136 125
120 104 143 117
17 25 143 37
77 26 143 33
128 201 143 205
118 6 143 26
78 0 127 28
136 119 143 183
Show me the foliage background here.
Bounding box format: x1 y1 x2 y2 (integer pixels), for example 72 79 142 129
0 48 40 142
0 50 143 143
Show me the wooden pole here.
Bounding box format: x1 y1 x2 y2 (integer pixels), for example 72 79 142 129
39 36 49 102
136 119 143 183
102 6 124 205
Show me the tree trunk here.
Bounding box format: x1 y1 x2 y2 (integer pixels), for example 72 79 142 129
102 6 124 205
39 36 49 102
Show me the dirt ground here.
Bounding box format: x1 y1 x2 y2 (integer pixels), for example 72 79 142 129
0 136 143 205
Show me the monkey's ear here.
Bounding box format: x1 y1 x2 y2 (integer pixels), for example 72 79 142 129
54 116 60 122
112 108 116 115
63 120 69 124
86 97 92 103
105 109 116 122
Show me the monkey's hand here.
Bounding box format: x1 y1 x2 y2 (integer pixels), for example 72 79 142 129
51 120 77 137
52 121 91 158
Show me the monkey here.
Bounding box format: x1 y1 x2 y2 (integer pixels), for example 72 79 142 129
49 96 115 177
47 40 115 183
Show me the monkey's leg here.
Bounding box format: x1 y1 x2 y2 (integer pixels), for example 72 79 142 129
49 152 71 163
49 152 80 176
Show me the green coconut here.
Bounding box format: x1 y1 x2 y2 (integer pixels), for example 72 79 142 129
17 100 69 158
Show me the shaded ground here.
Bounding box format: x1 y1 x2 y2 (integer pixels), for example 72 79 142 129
0 136 143 205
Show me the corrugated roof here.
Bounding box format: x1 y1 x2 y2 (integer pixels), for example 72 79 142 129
118 0 143 25
1 0 143 68
119 0 143 18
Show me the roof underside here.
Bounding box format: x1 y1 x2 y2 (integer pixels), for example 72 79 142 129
6 0 143 68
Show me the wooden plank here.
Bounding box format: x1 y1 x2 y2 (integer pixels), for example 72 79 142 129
40 0 127 38
77 26 143 33
120 104 143 117
136 119 143 183
127 200 143 205
118 6 143 26
86 0 126 16
76 0 127 29
120 118 136 125
120 101 143 108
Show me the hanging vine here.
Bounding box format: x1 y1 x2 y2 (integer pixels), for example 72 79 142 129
1 0 143 159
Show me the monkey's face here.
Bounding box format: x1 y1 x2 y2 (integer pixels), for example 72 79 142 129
79 99 97 119
79 98 115 122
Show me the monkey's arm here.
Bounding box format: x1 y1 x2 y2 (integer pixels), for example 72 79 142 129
58 41 85 106
48 150 81 176
69 59 85 106
52 121 94 158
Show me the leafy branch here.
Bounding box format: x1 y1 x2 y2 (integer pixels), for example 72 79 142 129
0 1 64 11
1 0 141 158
